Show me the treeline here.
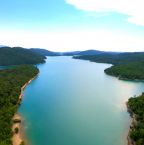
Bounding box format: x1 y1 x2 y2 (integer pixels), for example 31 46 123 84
73 52 144 65
128 93 144 145
105 62 144 80
0 65 39 145
0 47 46 66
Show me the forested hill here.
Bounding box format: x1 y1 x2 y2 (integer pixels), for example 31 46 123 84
0 47 46 66
73 52 144 65
105 62 144 80
0 65 39 145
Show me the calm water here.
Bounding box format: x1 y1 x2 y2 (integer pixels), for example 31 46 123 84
19 57 144 145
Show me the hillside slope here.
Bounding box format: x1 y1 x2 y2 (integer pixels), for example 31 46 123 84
0 47 46 66
105 62 144 80
30 48 61 56
0 65 39 145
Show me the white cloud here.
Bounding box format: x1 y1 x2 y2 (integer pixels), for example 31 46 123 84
65 0 144 25
0 29 144 52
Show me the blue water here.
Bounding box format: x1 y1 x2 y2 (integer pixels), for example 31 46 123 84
19 56 144 145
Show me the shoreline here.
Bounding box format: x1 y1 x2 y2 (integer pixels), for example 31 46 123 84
126 103 136 145
12 74 38 145
104 72 144 82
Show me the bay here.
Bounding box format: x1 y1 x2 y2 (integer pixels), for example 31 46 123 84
19 56 144 145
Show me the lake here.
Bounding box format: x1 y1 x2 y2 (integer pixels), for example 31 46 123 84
19 56 144 145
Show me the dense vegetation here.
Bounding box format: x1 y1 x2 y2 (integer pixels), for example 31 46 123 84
0 65 39 145
73 52 144 65
0 47 46 66
128 93 144 145
105 62 144 80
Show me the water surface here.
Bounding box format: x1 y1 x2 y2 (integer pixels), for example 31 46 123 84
19 57 144 145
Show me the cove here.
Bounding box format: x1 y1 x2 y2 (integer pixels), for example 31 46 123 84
18 56 144 145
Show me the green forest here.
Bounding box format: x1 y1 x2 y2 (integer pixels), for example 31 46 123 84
105 62 144 80
128 93 144 145
0 65 39 145
0 47 46 66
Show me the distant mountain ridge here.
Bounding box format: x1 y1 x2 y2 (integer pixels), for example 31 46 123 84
1 45 144 66
30 48 62 56
29 48 120 56
78 49 105 55
62 51 81 56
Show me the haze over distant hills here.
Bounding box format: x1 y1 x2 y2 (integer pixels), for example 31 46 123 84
30 48 120 56
30 48 62 56
0 47 46 66
31 47 144 63
0 46 144 66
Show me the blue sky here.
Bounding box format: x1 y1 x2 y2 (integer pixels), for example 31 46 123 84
0 0 144 52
